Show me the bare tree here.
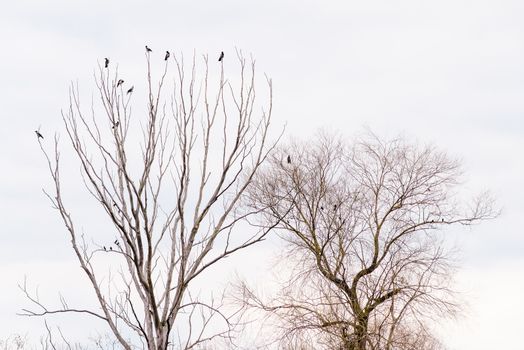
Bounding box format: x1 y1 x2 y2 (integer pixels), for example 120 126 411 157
243 132 495 350
27 51 278 349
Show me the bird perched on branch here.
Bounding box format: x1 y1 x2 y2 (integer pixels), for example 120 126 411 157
117 79 124 87
218 51 224 62
104 58 109 68
287 155 291 164
35 130 44 139
127 86 134 94
165 51 170 61
145 45 152 53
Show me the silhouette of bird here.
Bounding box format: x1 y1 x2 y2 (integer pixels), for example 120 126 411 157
287 155 291 164
109 246 113 251
146 45 152 53
104 58 109 68
127 86 134 94
218 51 224 62
164 51 170 61
441 218 444 222
333 204 337 210
117 79 124 87
114 239 119 245
35 130 43 139
103 246 107 251
320 206 324 211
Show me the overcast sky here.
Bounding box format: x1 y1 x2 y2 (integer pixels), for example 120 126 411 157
1 0 523 348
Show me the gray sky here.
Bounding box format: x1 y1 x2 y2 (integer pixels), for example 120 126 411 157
1 0 523 348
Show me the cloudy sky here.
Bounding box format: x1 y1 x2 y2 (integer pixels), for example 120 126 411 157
1 0 523 348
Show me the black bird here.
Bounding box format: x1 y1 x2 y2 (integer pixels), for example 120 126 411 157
218 51 224 62
146 45 152 53
333 204 337 210
320 206 324 210
109 246 113 251
103 246 107 251
287 155 291 164
164 51 170 61
127 86 134 94
104 58 109 68
117 79 124 87
114 239 119 245
35 130 44 139
441 218 444 222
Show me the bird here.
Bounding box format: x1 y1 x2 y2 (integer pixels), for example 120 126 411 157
320 206 324 210
104 58 109 68
35 130 44 139
127 86 134 94
164 51 170 61
287 155 291 164
114 239 119 245
109 246 113 251
117 79 124 87
146 45 152 53
441 218 444 222
218 51 224 62
333 204 337 211
103 246 107 251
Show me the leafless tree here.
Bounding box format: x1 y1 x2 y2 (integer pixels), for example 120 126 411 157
26 51 278 349
242 132 495 350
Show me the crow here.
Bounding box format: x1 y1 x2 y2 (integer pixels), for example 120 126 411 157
333 204 337 210
109 246 113 251
146 45 152 53
104 58 109 68
114 239 119 245
35 130 44 139
287 155 291 164
165 51 170 61
127 86 134 94
117 79 124 87
218 51 224 62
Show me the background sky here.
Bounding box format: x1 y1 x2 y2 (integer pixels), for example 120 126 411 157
1 0 523 349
